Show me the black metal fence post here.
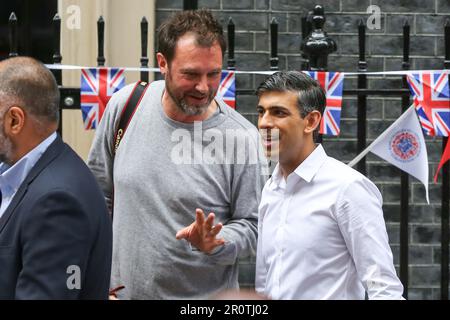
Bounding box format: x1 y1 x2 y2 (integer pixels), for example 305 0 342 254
300 5 336 71
400 19 411 299
270 17 279 71
227 18 235 71
441 18 450 300
300 13 312 71
52 13 63 136
140 17 149 83
226 17 236 112
300 5 336 144
52 13 62 82
183 0 197 10
9 12 18 57
357 19 367 175
97 16 105 67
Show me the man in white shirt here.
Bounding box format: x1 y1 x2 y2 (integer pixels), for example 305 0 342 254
255 71 404 300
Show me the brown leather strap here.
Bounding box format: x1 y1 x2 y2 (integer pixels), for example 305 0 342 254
113 81 149 154
109 285 125 298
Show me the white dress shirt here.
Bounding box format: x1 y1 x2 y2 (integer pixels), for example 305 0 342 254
0 132 57 219
255 144 404 300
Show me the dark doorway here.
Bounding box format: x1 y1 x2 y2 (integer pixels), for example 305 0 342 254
0 0 57 62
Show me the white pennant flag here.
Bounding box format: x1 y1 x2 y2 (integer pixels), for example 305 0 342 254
348 105 429 204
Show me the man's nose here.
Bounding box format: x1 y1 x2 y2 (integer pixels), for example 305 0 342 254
258 112 273 129
195 75 209 93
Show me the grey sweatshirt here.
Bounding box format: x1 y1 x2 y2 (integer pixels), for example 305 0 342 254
87 81 266 299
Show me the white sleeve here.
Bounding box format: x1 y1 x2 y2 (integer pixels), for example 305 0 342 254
336 178 405 300
255 193 268 295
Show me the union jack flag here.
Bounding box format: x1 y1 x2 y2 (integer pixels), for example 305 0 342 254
305 71 344 136
217 70 235 109
81 68 125 129
407 71 450 136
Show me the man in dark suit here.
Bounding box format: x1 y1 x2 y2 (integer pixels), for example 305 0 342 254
0 57 112 299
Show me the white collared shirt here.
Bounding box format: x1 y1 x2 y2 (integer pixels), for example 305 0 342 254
255 144 404 300
0 132 57 219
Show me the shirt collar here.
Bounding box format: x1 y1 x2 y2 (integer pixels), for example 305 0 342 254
269 144 328 190
0 132 57 194
269 163 283 189
293 144 328 183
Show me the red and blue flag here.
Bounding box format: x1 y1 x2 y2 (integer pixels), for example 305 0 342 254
406 71 450 136
305 71 344 136
81 68 125 129
217 70 236 109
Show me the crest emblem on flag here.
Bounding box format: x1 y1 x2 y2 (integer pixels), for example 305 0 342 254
406 71 450 136
217 71 236 109
389 130 420 162
81 68 125 129
305 71 344 136
348 106 429 203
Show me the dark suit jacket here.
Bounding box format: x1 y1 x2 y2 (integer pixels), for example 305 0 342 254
0 135 112 299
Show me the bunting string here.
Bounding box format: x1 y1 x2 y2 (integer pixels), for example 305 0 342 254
45 64 450 76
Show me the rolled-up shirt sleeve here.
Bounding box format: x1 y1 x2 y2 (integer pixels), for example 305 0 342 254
336 178 404 300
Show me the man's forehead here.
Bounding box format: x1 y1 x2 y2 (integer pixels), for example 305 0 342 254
259 90 298 102
174 33 222 52
175 33 197 46
170 42 223 70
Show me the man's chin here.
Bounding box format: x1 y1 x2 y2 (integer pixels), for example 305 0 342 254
180 102 210 116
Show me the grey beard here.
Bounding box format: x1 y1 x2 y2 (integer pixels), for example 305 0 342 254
177 99 210 116
164 78 215 116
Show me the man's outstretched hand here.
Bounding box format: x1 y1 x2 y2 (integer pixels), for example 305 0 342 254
176 208 225 254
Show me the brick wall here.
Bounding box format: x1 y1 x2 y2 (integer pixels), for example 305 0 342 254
155 0 450 299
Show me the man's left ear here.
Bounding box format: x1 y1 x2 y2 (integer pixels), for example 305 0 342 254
304 110 322 134
5 106 25 136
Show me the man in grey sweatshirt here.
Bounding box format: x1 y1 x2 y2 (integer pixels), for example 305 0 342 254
87 9 266 299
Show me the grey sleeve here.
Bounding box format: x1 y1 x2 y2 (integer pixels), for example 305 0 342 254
208 130 267 265
87 84 136 211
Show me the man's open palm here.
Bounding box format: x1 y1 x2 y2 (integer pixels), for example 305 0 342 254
176 208 225 254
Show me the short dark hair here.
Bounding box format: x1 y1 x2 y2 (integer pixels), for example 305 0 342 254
157 9 226 64
256 71 326 118
0 56 59 124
